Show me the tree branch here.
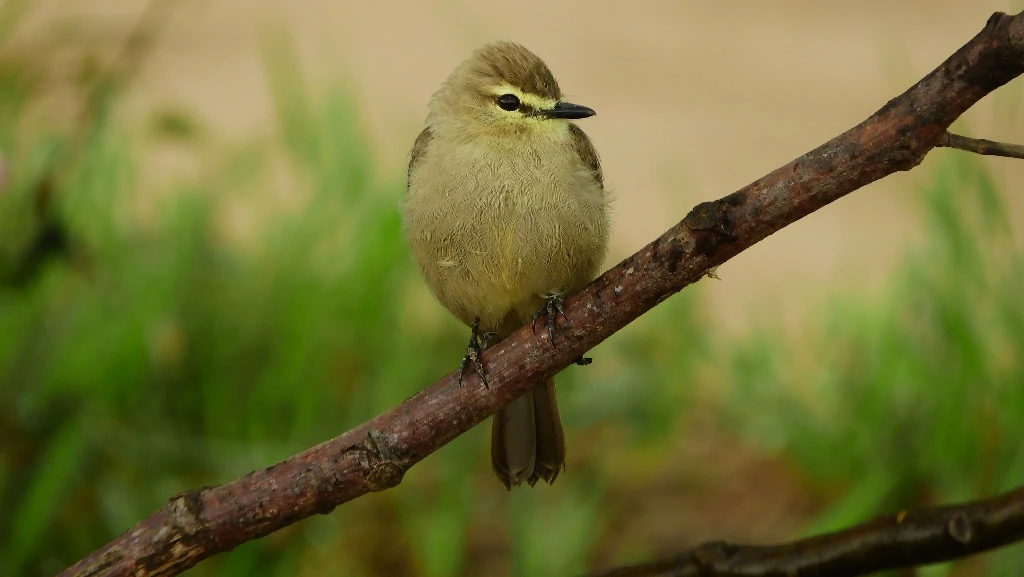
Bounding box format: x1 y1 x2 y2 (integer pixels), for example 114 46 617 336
938 132 1024 159
59 10 1024 577
588 485 1024 577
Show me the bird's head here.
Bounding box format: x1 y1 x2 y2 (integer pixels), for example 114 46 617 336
428 41 595 139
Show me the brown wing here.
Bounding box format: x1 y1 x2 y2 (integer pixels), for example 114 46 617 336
568 122 603 190
406 127 433 192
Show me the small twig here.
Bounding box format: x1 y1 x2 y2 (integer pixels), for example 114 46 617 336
0 151 7 195
2 0 177 287
938 132 1024 159
588 485 1024 577
76 0 177 144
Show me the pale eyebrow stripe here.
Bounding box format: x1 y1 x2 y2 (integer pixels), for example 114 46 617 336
486 83 558 111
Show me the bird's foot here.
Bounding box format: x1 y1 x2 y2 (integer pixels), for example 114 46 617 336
531 291 570 346
459 317 495 388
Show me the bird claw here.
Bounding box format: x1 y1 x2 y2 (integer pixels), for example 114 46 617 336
531 292 569 346
459 318 493 388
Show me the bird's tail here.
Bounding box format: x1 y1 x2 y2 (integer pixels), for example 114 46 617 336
490 376 566 490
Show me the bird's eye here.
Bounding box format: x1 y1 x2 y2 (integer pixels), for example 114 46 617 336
497 94 520 111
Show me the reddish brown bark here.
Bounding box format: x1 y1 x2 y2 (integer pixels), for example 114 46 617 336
60 10 1024 577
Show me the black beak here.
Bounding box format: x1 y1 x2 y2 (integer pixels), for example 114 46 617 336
536 101 596 120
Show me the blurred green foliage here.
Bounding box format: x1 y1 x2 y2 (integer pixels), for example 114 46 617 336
723 151 1024 575
0 28 1022 577
0 34 708 577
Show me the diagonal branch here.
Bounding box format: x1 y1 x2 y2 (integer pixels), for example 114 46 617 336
59 10 1024 577
588 485 1024 577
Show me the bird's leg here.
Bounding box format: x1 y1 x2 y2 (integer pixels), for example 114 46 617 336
459 318 495 388
532 291 570 345
529 292 592 363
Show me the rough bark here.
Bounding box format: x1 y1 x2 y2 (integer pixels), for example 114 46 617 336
589 486 1024 577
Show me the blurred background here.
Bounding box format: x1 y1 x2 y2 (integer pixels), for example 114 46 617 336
1 1 1023 576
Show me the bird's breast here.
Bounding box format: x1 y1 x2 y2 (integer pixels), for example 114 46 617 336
404 135 608 326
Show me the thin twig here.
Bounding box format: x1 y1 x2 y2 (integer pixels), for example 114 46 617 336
0 151 7 195
58 10 1024 577
588 486 1024 577
75 0 178 147
2 0 179 288
938 132 1024 159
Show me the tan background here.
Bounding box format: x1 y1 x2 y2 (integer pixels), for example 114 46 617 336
12 0 1024 332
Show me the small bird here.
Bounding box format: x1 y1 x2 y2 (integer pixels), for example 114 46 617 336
402 42 610 490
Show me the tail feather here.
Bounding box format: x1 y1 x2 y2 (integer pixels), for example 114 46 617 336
491 377 565 490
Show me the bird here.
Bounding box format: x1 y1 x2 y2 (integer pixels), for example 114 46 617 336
401 41 610 490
